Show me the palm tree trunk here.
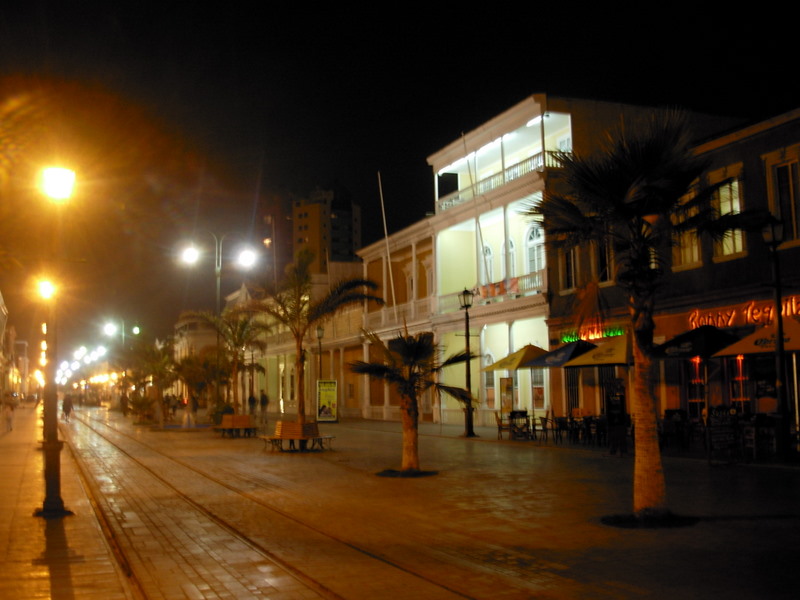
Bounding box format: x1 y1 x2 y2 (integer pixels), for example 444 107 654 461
296 337 306 427
631 338 668 517
400 396 420 471
232 362 240 413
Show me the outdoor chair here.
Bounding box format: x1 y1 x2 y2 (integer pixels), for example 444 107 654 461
494 411 512 440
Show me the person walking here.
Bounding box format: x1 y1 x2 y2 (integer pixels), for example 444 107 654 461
62 395 74 423
259 390 269 425
248 393 257 415
3 401 14 432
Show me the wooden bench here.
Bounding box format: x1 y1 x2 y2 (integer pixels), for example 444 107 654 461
213 414 258 438
260 421 335 451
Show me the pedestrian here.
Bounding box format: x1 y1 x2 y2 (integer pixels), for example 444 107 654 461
183 394 198 428
120 392 129 417
248 393 256 415
259 390 269 425
3 401 14 432
62 395 74 423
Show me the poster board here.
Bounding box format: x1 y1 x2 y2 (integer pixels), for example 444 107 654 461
316 380 338 422
500 377 513 412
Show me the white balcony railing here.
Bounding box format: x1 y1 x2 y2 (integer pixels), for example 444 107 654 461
437 151 560 212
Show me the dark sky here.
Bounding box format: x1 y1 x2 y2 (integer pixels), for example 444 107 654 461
0 4 796 353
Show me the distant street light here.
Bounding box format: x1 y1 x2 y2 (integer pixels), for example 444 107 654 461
35 166 75 519
181 233 257 406
103 320 139 348
458 287 478 438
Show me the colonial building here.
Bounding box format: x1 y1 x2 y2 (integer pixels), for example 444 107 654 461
225 95 800 445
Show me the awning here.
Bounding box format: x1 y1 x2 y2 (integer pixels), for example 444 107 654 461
520 340 597 368
653 325 740 359
481 344 548 371
562 335 632 367
713 317 800 356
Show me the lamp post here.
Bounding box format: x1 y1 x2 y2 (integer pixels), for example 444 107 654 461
103 320 140 349
316 325 324 379
181 234 257 407
762 218 792 457
36 167 75 519
458 287 477 438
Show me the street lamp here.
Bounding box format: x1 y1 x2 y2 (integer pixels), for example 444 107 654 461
316 325 324 378
35 167 75 519
762 218 792 456
458 287 477 438
181 233 257 406
103 320 140 347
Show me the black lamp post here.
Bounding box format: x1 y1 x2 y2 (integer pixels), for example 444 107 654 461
762 218 792 457
36 167 75 519
458 288 477 438
316 325 324 379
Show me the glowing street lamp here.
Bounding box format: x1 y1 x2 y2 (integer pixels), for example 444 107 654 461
35 166 75 519
103 320 139 347
181 233 257 405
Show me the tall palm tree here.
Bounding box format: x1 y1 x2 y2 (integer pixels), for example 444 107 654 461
251 248 383 426
185 307 270 413
530 109 716 521
349 329 472 473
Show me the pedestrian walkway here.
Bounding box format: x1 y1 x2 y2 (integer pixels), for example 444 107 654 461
0 404 136 599
3 404 800 599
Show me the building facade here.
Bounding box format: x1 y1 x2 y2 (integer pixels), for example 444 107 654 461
220 95 799 443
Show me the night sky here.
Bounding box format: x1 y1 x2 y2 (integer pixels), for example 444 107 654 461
0 4 796 353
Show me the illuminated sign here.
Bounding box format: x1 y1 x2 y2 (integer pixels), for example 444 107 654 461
688 296 800 329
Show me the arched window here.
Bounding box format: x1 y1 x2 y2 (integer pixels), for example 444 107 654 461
502 239 516 279
480 244 494 284
526 226 544 274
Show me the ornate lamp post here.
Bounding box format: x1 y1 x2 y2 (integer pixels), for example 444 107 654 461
762 218 792 457
35 167 75 519
181 234 256 407
458 287 478 438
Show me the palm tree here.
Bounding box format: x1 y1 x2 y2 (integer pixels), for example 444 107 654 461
138 339 178 427
174 352 213 406
251 248 383 426
185 307 270 413
529 109 717 521
349 329 472 474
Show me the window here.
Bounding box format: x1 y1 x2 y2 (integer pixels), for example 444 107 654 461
562 247 577 290
483 354 495 390
526 226 545 274
775 162 799 240
764 146 800 242
595 238 613 282
711 165 745 259
672 191 701 271
480 245 494 284
502 239 516 279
